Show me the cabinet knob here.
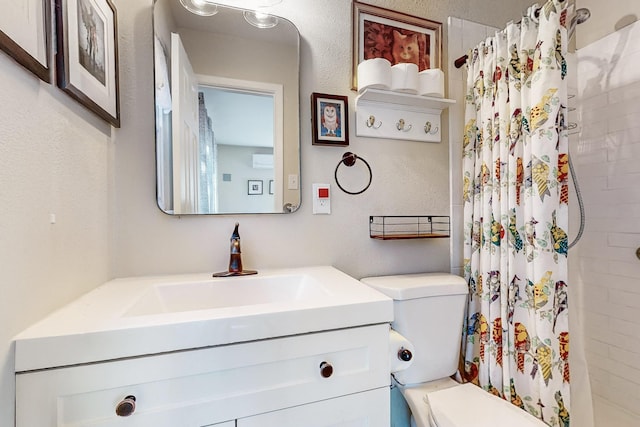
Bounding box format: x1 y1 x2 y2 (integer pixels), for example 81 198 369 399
398 348 413 362
319 361 333 378
115 395 137 417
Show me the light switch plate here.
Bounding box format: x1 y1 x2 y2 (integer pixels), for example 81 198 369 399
312 183 331 214
288 174 299 190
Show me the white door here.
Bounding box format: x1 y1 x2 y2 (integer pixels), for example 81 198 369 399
171 32 199 214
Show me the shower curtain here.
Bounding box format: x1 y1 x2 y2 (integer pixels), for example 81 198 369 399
462 0 571 425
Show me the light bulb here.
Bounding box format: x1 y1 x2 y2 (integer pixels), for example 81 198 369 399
180 0 218 17
243 7 279 29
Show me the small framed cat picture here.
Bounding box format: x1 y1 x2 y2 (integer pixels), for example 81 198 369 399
311 92 349 147
351 1 442 91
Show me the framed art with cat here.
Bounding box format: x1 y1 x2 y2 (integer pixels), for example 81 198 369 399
311 92 349 146
351 1 442 90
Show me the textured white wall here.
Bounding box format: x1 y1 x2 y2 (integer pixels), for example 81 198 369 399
113 0 447 280
110 0 534 280
0 28 111 427
0 0 534 425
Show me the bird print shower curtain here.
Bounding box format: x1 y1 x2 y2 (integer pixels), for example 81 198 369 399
462 0 570 425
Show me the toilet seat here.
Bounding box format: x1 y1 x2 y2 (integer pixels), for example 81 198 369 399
401 380 547 427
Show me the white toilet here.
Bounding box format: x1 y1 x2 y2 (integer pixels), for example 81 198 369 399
361 272 547 427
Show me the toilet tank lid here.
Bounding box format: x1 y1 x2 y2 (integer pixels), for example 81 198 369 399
361 273 467 300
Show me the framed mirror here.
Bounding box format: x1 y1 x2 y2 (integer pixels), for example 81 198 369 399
153 0 300 214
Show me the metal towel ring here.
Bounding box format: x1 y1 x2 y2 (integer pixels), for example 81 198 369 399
334 152 372 195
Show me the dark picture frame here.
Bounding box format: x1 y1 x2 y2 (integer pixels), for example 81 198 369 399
0 0 51 82
55 0 120 127
351 1 442 90
248 180 263 195
311 92 349 147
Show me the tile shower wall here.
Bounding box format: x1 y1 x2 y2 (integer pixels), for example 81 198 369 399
575 19 640 427
447 17 498 277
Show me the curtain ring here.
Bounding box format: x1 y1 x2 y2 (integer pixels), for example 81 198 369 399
334 152 373 195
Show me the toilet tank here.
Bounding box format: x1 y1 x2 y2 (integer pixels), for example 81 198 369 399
361 273 468 386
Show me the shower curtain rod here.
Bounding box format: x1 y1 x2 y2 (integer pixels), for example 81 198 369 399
453 6 588 69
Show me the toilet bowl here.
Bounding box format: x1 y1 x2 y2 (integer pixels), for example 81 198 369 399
361 273 547 427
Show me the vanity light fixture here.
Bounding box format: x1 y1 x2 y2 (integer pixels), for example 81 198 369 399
243 8 278 28
179 0 218 16
243 0 282 28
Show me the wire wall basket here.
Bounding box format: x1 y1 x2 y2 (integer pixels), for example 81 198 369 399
369 216 450 240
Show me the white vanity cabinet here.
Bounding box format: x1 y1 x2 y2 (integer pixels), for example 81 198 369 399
16 324 390 427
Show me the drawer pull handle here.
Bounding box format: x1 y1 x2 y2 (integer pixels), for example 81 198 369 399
115 395 136 417
319 361 333 378
398 348 413 362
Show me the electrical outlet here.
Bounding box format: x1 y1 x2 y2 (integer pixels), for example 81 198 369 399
312 183 331 214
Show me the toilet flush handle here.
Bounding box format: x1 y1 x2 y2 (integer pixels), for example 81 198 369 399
398 347 413 362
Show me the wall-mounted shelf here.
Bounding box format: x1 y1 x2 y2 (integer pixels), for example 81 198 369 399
369 215 450 240
355 89 455 143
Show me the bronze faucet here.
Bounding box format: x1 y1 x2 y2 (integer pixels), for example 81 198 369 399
213 223 257 277
228 222 243 273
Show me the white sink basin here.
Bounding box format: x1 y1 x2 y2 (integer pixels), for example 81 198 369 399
125 274 330 316
14 266 393 372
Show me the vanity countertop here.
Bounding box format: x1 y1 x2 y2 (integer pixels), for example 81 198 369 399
14 266 393 372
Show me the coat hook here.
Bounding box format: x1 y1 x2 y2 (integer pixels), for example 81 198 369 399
366 115 382 129
396 118 412 132
424 121 439 134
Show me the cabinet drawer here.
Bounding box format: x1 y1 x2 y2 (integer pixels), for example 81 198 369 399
16 324 389 427
239 387 389 427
